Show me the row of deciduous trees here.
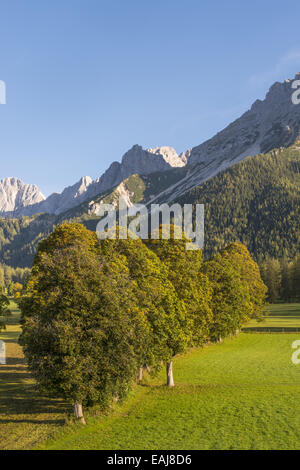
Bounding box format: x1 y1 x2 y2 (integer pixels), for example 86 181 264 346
18 223 267 423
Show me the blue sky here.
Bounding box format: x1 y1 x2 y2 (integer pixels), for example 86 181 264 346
0 0 300 196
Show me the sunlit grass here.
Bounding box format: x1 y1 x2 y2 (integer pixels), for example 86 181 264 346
40 333 300 450
245 303 300 330
2 301 300 450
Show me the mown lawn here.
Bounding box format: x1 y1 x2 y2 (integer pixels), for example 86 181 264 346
1 302 300 450
0 301 70 450
40 333 300 450
244 303 300 330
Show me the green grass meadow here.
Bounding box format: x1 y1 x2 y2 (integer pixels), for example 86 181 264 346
1 302 300 450
244 303 300 331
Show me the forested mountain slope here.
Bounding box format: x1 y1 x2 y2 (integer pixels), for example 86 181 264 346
176 146 300 259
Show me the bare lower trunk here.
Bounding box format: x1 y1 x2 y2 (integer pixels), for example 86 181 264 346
146 365 151 373
166 361 174 387
138 367 143 381
219 336 223 343
74 402 86 425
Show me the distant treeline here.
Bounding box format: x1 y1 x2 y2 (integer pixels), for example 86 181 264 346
178 146 300 261
259 255 300 303
0 263 30 291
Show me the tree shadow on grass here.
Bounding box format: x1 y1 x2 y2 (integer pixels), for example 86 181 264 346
0 355 70 418
0 366 27 372
0 417 66 425
0 391 69 416
4 356 26 365
138 383 165 389
0 338 20 344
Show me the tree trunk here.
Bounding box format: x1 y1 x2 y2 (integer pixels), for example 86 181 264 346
219 336 223 343
166 361 174 387
74 402 86 425
138 367 143 381
146 365 151 373
0 340 6 365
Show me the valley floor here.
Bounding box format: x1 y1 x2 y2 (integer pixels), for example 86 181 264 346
244 303 300 331
0 302 70 450
1 304 300 450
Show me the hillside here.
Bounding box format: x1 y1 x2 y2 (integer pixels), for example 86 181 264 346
176 145 300 260
0 214 57 268
0 145 298 268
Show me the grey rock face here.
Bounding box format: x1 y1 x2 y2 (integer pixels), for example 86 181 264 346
45 176 93 215
147 73 300 204
10 176 94 216
189 73 300 167
147 146 187 167
84 145 187 200
0 178 45 215
178 149 192 165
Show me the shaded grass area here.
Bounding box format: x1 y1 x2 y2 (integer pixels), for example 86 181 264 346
0 301 70 450
40 333 300 450
243 303 300 332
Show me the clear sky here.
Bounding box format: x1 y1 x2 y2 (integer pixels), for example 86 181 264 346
1 0 300 196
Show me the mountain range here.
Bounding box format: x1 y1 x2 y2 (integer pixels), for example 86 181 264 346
0 145 190 217
1 73 300 218
0 74 299 268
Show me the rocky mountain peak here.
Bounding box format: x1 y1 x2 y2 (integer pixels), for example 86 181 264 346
84 144 189 201
146 146 187 167
188 73 300 167
0 177 45 214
